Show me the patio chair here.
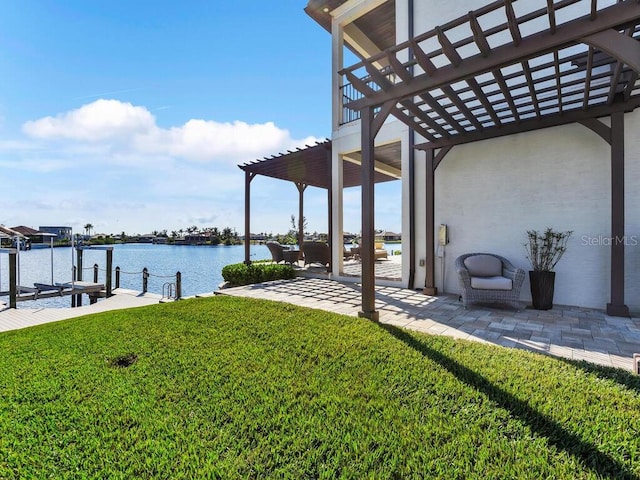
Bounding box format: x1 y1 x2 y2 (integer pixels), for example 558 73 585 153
344 245 355 260
301 241 330 271
375 242 388 260
266 241 288 264
455 253 525 310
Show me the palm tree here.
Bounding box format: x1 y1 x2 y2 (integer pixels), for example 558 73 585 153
84 223 94 238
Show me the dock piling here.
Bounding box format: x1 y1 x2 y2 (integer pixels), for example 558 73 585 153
106 249 113 297
142 268 149 293
9 251 17 309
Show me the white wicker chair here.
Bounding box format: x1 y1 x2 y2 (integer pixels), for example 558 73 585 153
455 253 525 310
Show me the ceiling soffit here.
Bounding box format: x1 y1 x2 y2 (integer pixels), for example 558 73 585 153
305 0 396 55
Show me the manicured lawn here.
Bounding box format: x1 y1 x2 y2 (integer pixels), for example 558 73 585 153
0 296 639 478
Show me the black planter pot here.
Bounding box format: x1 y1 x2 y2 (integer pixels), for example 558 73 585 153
529 270 556 310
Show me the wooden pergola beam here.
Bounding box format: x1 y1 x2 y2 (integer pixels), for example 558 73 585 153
416 96 640 150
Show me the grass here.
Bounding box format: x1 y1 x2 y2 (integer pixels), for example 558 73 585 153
1 295 639 479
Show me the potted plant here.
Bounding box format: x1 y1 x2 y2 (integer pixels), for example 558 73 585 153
524 227 573 310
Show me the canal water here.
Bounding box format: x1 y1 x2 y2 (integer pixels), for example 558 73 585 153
0 243 270 308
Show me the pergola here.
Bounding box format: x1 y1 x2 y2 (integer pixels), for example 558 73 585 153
340 0 640 319
239 139 400 264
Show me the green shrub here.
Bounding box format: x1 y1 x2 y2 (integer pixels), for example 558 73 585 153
222 262 296 286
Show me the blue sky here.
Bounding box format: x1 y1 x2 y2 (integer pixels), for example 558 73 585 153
1 0 401 236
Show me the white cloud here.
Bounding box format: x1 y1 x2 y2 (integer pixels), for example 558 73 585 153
160 119 290 162
21 99 322 165
23 99 155 142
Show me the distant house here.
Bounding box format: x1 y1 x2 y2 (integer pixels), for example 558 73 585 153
381 231 401 242
136 234 156 243
11 225 56 247
39 226 72 242
0 225 22 247
250 233 267 242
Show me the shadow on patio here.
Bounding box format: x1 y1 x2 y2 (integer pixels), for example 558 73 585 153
218 277 640 372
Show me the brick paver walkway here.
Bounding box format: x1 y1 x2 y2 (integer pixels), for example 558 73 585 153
219 277 640 372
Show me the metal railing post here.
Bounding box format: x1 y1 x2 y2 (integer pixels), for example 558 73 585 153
115 266 120 289
176 272 181 300
93 264 99 283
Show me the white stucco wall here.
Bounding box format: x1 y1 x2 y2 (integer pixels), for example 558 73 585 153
433 115 640 312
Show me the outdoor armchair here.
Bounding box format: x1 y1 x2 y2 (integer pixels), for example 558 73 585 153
455 253 525 310
266 241 288 264
301 241 330 271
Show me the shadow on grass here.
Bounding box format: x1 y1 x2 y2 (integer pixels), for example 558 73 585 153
557 357 640 396
377 322 637 479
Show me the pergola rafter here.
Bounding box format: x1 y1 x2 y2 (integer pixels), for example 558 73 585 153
340 0 640 149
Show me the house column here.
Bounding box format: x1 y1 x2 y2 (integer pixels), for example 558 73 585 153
607 110 629 317
327 147 333 270
244 171 256 264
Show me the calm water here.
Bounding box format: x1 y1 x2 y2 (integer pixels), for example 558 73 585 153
0 243 270 308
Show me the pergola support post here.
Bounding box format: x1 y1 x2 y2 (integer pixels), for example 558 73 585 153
295 182 308 248
423 149 437 296
607 110 629 317
244 171 256 265
359 105 379 321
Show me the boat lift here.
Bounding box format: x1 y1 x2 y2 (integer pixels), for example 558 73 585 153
0 245 114 309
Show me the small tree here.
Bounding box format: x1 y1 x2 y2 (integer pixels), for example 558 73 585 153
524 228 573 271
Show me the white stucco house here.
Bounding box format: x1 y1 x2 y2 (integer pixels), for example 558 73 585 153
242 0 640 319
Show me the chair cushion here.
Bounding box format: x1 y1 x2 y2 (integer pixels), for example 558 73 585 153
464 255 502 277
470 276 513 290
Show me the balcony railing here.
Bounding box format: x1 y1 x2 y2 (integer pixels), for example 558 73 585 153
339 65 396 126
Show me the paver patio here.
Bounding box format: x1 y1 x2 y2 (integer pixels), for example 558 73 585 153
219 277 640 372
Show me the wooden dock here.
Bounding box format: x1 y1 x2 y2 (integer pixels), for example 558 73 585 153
0 288 163 333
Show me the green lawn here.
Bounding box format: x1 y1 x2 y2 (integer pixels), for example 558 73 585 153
1 296 639 479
